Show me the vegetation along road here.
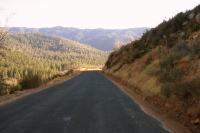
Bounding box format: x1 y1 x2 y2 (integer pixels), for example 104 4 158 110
0 71 170 133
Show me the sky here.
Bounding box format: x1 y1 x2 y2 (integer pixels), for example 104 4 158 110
0 0 200 29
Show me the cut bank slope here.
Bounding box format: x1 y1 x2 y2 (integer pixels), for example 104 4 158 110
103 4 200 133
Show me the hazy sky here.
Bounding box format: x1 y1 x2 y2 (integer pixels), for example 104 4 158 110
0 0 199 29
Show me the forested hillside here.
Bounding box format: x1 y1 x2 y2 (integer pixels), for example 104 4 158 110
103 4 200 132
5 33 108 66
0 32 108 95
8 27 149 51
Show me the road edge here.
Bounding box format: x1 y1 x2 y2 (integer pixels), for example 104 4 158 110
0 71 82 105
101 72 191 133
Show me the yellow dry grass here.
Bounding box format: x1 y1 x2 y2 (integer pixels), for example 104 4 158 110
104 43 200 98
104 49 163 97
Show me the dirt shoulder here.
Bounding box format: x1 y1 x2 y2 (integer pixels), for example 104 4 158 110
0 71 82 105
102 73 191 133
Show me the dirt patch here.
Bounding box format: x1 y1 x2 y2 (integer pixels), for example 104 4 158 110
102 72 193 133
0 71 82 105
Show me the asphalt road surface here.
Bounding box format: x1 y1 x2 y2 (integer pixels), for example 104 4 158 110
0 71 170 133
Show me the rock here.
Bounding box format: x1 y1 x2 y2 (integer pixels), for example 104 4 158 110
188 12 195 20
182 20 188 26
14 91 21 94
165 103 171 108
193 34 198 40
143 96 147 101
192 118 200 125
163 35 167 38
187 107 197 117
180 32 185 38
170 33 176 38
196 13 200 24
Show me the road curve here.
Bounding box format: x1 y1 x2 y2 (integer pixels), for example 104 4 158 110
0 71 170 133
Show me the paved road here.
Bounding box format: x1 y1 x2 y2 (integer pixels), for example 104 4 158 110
0 71 170 133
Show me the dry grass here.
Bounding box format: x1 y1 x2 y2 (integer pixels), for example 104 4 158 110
103 49 163 97
104 42 200 99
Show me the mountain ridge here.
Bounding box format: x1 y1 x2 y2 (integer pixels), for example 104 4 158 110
8 27 149 51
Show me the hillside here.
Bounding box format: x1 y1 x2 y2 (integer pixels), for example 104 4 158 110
103 4 200 133
8 27 149 51
0 32 108 95
5 32 108 67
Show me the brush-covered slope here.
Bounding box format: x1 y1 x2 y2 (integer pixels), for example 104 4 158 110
103 5 200 131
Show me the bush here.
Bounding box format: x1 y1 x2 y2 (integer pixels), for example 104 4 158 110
9 85 21 94
0 82 21 95
64 69 73 76
161 83 174 98
143 66 158 75
105 59 111 68
188 42 200 59
51 73 61 79
173 81 194 101
113 64 123 73
19 74 44 89
161 80 194 102
191 23 200 32
159 54 177 70
110 56 123 68
0 82 9 95
159 67 183 83
173 41 190 54
145 55 153 66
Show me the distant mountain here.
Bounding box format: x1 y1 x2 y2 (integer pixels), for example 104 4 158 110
8 27 149 51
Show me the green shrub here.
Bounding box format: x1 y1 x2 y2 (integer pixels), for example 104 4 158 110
159 67 183 83
19 74 44 89
64 69 73 76
110 56 123 68
143 66 158 75
161 83 174 98
191 23 200 32
173 81 194 101
51 73 62 79
105 52 115 68
105 59 111 68
9 85 21 94
188 42 200 59
172 41 190 54
113 64 123 73
145 55 153 66
159 55 176 70
122 56 130 64
161 81 194 102
0 82 9 95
